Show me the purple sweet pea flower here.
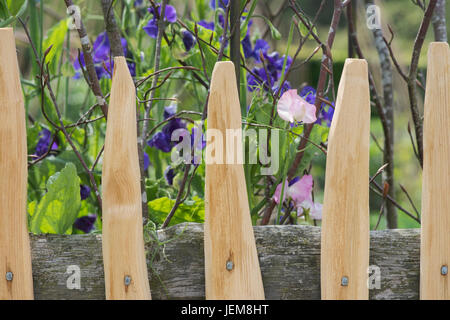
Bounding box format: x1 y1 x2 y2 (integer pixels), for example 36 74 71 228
181 30 196 51
74 214 97 233
35 128 58 157
80 185 91 200
148 131 172 152
252 39 270 61
144 4 177 38
73 32 134 79
143 18 159 38
210 0 229 10
242 35 253 59
164 166 175 185
143 152 150 170
198 20 215 30
148 4 177 23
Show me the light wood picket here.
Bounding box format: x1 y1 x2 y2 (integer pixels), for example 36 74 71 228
321 59 371 300
420 42 450 300
0 28 34 300
102 57 151 300
204 61 265 300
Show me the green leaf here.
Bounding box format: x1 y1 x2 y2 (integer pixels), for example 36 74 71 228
148 196 205 227
252 14 281 40
42 19 68 73
0 0 26 27
30 163 81 234
7 0 26 16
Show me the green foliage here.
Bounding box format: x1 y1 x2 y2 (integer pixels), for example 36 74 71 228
42 19 69 73
29 163 81 234
148 196 205 227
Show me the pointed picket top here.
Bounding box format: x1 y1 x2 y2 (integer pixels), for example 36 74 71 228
0 28 34 300
420 42 450 300
102 57 151 300
204 61 265 300
321 59 371 300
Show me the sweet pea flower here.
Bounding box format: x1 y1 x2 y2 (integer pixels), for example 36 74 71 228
277 89 317 124
273 174 314 207
298 200 323 220
144 4 177 38
288 174 313 206
74 214 97 233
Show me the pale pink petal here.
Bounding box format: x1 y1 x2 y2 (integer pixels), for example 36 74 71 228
277 90 297 122
289 96 307 122
301 100 317 123
296 200 322 220
288 174 313 206
273 180 289 204
310 202 323 220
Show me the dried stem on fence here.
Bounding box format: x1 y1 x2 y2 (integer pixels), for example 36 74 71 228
362 0 397 228
64 0 109 118
405 0 438 168
101 0 124 58
432 0 447 42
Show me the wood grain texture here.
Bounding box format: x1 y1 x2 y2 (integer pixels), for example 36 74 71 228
321 59 371 300
102 57 150 300
28 223 421 300
420 42 450 300
0 28 34 300
205 62 264 299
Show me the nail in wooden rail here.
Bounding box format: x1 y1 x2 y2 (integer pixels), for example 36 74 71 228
420 42 450 300
0 28 34 300
205 61 265 299
102 57 151 300
321 59 370 300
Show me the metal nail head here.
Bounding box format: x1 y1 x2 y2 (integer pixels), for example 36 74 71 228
5 272 13 281
226 260 234 271
341 276 349 286
124 275 131 286
441 265 448 276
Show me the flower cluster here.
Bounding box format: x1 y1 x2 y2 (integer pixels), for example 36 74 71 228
73 31 135 79
74 214 97 233
147 105 186 153
143 4 177 38
246 41 293 95
35 128 58 157
273 174 322 220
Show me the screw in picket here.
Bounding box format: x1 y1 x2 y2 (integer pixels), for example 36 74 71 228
124 275 131 286
341 276 349 286
441 265 448 276
5 272 13 281
226 260 234 271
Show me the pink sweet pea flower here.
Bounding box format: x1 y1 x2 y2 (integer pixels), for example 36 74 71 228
273 180 289 204
288 174 313 206
297 200 323 220
277 89 317 123
273 174 314 206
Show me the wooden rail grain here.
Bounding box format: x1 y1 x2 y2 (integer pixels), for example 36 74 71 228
30 223 420 300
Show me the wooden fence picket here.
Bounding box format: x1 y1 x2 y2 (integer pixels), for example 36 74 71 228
420 42 450 300
204 61 265 299
0 28 34 300
102 57 151 300
320 59 371 300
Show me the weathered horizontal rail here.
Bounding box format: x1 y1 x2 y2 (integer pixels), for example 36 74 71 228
31 223 420 300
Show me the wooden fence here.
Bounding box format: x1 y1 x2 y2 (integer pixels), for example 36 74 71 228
0 25 449 300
